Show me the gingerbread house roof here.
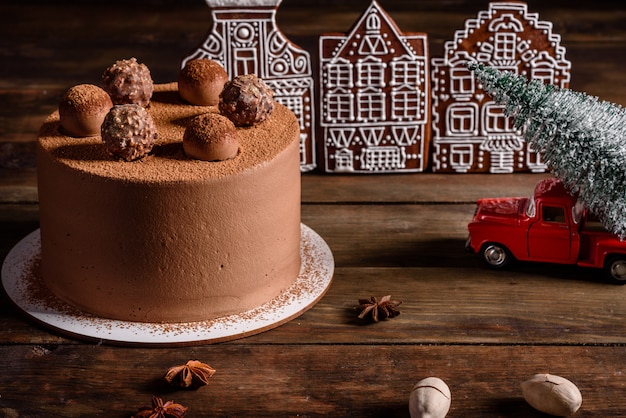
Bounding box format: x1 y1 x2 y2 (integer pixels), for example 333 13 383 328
205 0 282 7
441 1 568 68
329 1 419 63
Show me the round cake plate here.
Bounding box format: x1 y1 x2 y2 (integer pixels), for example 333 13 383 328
1 224 333 346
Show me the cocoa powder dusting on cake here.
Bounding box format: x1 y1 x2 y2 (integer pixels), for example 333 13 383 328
183 112 239 161
15 230 328 343
39 83 298 183
178 59 229 106
58 84 113 137
59 84 113 116
22 256 86 318
180 59 227 85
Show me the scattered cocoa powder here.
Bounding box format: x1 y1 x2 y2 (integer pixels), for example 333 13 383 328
38 83 298 182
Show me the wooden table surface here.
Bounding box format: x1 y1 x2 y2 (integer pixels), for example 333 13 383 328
2 1 626 416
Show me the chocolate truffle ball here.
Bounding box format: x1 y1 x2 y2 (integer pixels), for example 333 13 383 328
101 57 154 107
219 74 274 127
59 84 113 137
178 59 229 106
101 104 158 161
183 113 239 162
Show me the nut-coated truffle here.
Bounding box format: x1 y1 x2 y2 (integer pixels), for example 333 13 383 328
183 113 239 162
219 74 274 127
101 58 154 107
101 104 158 161
178 59 229 106
59 84 113 137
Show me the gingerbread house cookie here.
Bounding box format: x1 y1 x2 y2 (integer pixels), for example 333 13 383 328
319 0 430 173
183 0 316 172
431 1 571 173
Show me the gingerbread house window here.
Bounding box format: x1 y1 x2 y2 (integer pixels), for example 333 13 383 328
392 86 420 120
362 146 403 171
532 65 556 85
493 32 517 60
356 56 385 87
326 88 353 122
447 103 477 135
450 67 474 95
276 95 305 129
483 103 516 134
327 58 353 88
357 87 385 122
234 48 258 76
335 148 354 172
450 144 474 170
391 57 421 86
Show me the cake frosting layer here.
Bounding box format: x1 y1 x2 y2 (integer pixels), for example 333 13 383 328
37 83 301 323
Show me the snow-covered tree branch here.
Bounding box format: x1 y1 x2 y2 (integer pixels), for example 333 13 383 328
469 62 626 239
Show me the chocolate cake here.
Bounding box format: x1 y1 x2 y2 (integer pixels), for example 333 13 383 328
36 81 302 323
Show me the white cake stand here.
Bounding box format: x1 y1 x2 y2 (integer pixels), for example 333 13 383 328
1 224 333 346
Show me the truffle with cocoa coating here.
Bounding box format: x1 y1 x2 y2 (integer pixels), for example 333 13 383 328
178 59 229 106
101 104 158 161
101 57 154 107
183 113 239 161
59 84 113 137
219 74 274 127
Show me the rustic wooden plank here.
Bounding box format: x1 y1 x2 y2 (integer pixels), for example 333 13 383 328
301 203 478 267
301 173 549 203
0 90 58 145
566 43 626 106
2 3 626 416
1 2 625 89
0 344 624 417
254 265 626 345
0 171 548 204
0 204 39 261
0 169 37 203
3 203 625 346
4 262 625 346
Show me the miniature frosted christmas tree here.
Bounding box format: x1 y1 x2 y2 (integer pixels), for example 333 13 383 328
469 62 626 239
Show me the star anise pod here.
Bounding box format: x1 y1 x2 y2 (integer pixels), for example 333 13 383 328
164 360 216 389
356 295 402 322
133 396 187 418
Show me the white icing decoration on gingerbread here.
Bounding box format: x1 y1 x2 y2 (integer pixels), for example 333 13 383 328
319 0 430 173
184 0 316 172
431 2 571 173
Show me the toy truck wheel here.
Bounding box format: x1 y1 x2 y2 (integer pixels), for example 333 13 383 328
604 256 626 284
481 243 511 269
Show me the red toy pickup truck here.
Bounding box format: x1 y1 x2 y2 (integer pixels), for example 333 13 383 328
466 177 626 284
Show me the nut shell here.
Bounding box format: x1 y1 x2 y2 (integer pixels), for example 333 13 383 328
219 74 274 127
178 59 229 106
522 373 582 416
409 377 451 418
183 112 239 161
101 104 158 161
101 57 154 107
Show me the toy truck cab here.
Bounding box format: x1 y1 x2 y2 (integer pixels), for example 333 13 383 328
466 177 626 284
